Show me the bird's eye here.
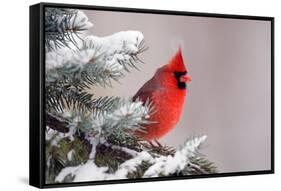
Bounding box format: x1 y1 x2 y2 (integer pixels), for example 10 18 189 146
174 71 188 89
174 71 187 77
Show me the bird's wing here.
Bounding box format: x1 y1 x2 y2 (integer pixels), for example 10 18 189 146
133 88 154 103
133 78 162 103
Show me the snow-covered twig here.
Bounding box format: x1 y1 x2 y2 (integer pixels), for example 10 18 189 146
46 31 147 89
103 142 139 157
143 135 207 177
45 124 77 147
55 151 153 182
54 136 212 183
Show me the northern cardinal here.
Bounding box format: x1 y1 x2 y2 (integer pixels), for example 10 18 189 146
133 48 192 140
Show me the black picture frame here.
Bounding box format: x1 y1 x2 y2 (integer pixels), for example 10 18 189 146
29 2 274 189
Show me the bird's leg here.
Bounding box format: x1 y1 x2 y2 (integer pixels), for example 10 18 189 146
154 139 163 147
148 139 163 149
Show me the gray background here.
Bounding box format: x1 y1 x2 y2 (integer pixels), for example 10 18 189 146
83 10 271 173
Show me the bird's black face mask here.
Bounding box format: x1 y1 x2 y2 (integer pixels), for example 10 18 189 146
174 71 187 89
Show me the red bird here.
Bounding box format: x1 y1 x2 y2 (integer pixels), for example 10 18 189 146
133 48 192 140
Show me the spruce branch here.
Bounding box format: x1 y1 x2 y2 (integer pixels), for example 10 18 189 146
45 8 93 51
45 82 95 112
46 111 70 133
53 135 217 183
46 73 122 114
46 135 90 183
46 31 148 89
45 96 155 139
99 98 156 143
142 140 176 157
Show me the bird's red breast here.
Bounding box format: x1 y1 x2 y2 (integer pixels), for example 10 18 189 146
133 48 191 140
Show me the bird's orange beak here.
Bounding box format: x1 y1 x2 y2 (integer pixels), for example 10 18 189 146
180 74 192 83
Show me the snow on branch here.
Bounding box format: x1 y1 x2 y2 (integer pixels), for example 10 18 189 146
143 135 207 177
54 136 213 183
55 151 152 182
83 31 147 72
98 98 156 142
46 31 147 89
45 8 93 50
46 97 156 143
45 31 147 115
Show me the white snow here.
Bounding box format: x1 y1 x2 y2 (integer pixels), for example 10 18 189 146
114 151 153 178
45 47 92 71
105 100 150 129
182 135 207 153
104 142 139 157
73 160 109 182
143 135 207 177
55 165 81 182
55 160 108 182
70 10 93 30
45 123 77 146
55 151 153 182
46 31 144 76
67 149 75 161
45 51 65 70
112 101 148 118
45 126 56 141
86 137 99 159
89 99 150 134
84 31 144 58
55 136 207 182
82 31 144 77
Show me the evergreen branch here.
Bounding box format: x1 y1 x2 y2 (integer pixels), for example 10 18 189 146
181 156 218 175
52 135 217 183
46 31 148 89
46 111 70 133
143 135 209 178
46 79 121 114
45 8 93 51
83 31 148 74
100 98 156 142
46 136 90 183
45 82 95 112
141 140 176 157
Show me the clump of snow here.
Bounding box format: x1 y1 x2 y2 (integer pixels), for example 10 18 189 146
45 124 77 145
73 160 109 182
113 151 153 179
45 127 64 146
70 10 93 30
45 52 64 70
45 47 93 71
103 142 139 157
55 160 108 182
108 100 149 123
89 99 151 135
67 149 75 161
86 136 99 159
55 165 81 182
45 126 56 141
115 101 147 117
84 31 144 59
46 31 144 77
46 155 52 168
55 151 153 182
83 31 144 75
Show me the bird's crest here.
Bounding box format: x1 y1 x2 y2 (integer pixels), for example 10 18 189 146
163 47 187 72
